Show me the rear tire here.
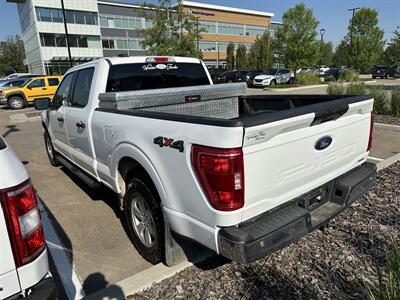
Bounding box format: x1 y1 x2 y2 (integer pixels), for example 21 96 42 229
124 173 164 264
8 96 25 110
288 77 295 84
44 131 60 167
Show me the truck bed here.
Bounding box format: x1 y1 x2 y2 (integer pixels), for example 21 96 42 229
97 83 371 129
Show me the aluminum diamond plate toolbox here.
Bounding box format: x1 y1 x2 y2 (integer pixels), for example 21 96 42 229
98 83 246 110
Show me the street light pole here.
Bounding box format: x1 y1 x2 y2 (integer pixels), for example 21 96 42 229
60 0 72 69
319 28 325 65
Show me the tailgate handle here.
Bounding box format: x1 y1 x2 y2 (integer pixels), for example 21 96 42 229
311 105 348 126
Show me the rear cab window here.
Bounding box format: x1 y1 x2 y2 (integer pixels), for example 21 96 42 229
47 78 60 86
106 62 210 92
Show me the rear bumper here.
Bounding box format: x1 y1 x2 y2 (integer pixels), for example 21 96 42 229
218 162 376 263
6 276 57 300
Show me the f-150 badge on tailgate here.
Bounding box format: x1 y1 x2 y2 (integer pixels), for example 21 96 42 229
154 136 184 152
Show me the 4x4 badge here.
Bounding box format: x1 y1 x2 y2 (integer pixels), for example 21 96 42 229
153 136 184 153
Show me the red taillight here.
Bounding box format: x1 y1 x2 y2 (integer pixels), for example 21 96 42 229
1 180 45 267
367 112 374 151
192 145 244 211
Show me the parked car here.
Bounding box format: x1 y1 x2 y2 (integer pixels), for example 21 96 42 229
371 66 395 79
392 65 400 77
236 71 262 87
323 68 340 81
296 67 316 74
0 78 31 92
208 68 225 83
35 56 376 265
316 65 330 75
4 73 38 80
0 135 57 299
0 75 62 110
253 68 295 87
214 71 238 83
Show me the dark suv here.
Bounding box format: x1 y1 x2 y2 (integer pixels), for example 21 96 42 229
371 66 395 79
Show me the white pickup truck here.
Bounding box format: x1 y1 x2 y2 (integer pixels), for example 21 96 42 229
0 136 56 299
35 56 376 265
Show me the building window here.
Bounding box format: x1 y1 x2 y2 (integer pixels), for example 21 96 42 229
199 41 216 52
40 33 100 48
218 23 245 36
198 20 216 34
99 14 143 30
102 37 144 50
245 25 267 37
35 7 98 25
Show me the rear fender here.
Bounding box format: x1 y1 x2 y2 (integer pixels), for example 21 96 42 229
110 143 167 204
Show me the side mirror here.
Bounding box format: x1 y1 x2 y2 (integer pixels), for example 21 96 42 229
34 98 50 110
27 85 32 90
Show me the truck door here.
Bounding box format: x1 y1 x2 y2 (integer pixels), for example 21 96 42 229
46 77 61 99
48 72 75 159
26 78 51 102
64 67 97 177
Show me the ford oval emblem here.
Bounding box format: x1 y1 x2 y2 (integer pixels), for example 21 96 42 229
315 136 333 151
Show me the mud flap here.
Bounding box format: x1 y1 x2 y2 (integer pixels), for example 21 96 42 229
163 210 186 266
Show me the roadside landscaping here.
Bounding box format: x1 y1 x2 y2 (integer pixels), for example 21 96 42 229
130 162 400 300
327 82 400 126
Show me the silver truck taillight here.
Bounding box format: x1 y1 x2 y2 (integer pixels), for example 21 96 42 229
1 180 45 267
191 145 244 211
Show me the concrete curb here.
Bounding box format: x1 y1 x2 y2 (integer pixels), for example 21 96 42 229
264 84 327 92
375 122 400 132
84 252 212 300
376 152 400 171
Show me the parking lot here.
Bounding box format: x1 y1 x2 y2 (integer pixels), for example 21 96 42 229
1 84 400 298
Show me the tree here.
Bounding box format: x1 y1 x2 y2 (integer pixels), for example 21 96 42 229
226 42 235 71
0 35 27 76
318 41 333 66
248 32 272 71
236 44 247 71
275 3 319 75
140 0 203 58
343 8 384 72
333 40 350 66
382 27 400 66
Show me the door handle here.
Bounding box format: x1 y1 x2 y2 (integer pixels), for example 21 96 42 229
76 121 86 129
42 88 47 90
57 117 64 122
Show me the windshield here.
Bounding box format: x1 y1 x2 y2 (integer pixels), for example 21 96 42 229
3 80 27 87
106 62 210 92
263 69 278 75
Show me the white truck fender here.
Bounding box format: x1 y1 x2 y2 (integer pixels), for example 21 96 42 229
110 142 168 204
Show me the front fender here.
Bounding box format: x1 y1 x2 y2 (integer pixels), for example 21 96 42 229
110 143 168 204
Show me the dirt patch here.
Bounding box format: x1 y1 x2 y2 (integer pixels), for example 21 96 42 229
375 114 400 126
130 162 400 300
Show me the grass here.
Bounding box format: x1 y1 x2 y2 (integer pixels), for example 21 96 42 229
391 86 400 117
365 238 400 300
369 87 389 115
339 69 359 82
346 82 366 95
295 73 321 85
327 83 346 95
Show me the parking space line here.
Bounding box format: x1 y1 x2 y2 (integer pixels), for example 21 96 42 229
38 200 86 300
368 156 384 162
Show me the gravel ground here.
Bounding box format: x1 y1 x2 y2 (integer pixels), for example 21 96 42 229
375 114 400 126
130 162 400 300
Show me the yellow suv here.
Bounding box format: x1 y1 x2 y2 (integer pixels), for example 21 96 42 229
0 76 62 110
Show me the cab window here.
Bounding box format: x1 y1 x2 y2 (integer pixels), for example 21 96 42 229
71 68 94 108
52 73 74 108
28 79 45 88
48 78 60 86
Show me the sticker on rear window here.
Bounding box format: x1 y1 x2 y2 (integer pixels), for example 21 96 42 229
142 64 179 71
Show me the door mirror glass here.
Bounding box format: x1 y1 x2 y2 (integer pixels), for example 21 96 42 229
34 98 50 110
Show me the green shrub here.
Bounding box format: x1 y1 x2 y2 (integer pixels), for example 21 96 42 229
339 69 359 82
346 82 366 95
391 86 400 117
365 238 400 300
295 73 321 85
327 83 346 95
369 87 389 115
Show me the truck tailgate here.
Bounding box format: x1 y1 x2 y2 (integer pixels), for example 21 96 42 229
241 98 373 222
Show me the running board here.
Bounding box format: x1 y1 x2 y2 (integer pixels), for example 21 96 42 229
56 155 100 189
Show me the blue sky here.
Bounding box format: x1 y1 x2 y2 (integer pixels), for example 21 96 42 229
0 0 399 48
